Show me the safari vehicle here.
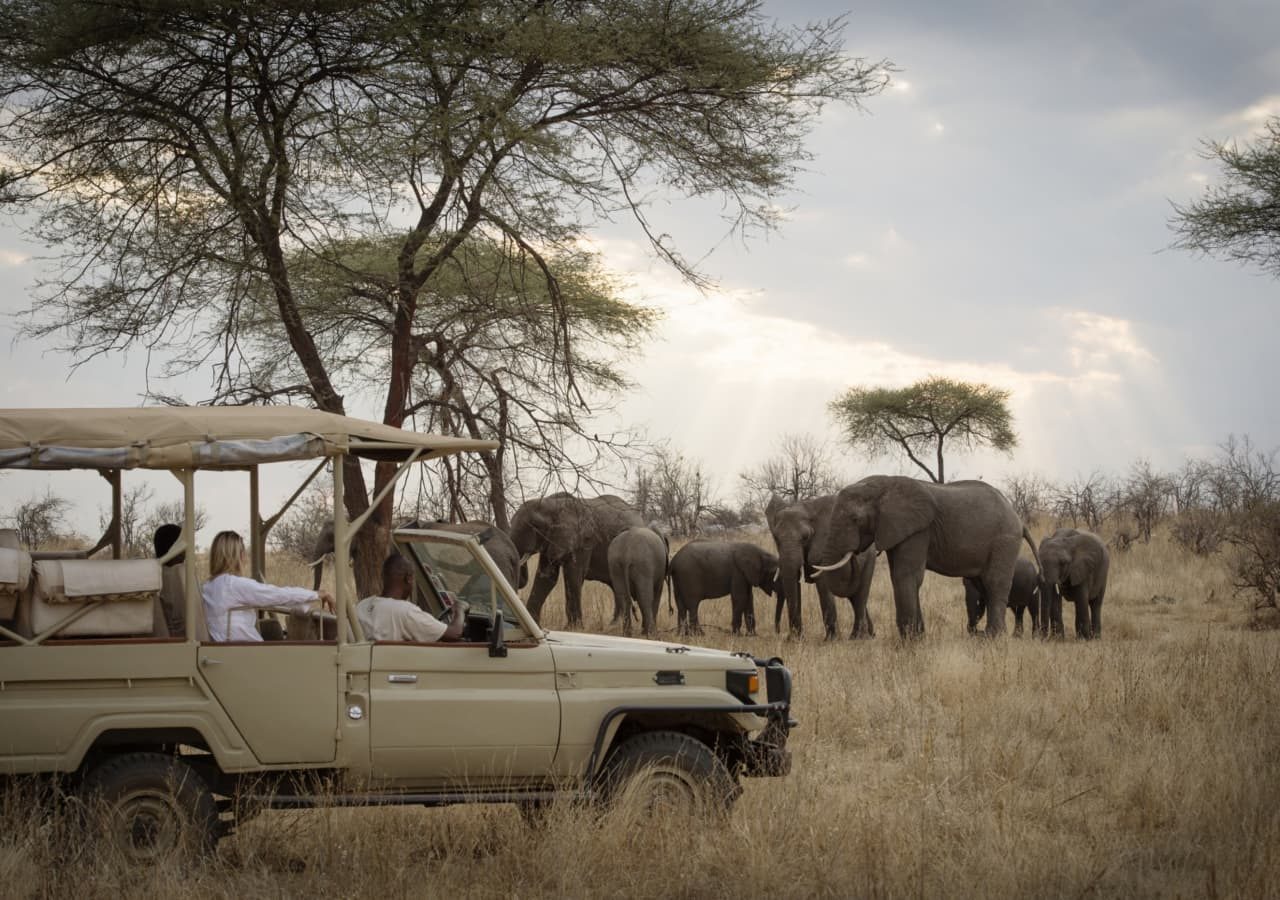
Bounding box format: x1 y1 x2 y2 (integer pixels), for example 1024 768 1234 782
0 407 794 861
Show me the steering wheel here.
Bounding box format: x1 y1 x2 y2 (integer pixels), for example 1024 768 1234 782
438 593 470 625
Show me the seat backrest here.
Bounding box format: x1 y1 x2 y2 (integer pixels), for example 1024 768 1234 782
22 558 161 639
0 546 32 621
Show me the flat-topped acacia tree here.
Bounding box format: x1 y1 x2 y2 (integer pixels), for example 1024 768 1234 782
829 376 1017 484
0 0 890 592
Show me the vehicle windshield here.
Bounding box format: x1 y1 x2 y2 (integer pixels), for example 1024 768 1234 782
401 535 522 631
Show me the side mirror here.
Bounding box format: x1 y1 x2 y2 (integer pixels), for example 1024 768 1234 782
488 607 507 658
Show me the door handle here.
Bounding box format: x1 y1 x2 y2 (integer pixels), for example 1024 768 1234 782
387 674 418 684
200 657 223 667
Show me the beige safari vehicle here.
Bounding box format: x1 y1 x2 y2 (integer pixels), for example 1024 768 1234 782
0 407 794 861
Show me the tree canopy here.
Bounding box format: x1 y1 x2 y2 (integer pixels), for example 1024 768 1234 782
828 376 1017 483
1170 116 1280 279
231 234 658 528
0 0 889 589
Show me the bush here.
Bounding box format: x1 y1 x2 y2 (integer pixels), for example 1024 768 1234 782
1170 508 1225 556
1225 500 1280 615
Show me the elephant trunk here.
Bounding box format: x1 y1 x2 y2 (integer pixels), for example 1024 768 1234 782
776 542 805 636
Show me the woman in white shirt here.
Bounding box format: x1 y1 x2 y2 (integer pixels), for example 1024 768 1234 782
202 531 335 642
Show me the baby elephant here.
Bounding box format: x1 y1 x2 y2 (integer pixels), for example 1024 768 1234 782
608 527 669 636
670 541 779 636
1039 527 1109 639
964 557 1040 636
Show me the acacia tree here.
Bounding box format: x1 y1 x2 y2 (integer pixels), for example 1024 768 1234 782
239 235 656 529
1171 116 1280 278
0 0 889 591
828 376 1017 483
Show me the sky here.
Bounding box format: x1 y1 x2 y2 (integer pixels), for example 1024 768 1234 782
0 0 1277 538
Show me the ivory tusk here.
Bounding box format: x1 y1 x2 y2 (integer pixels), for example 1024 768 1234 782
810 551 853 574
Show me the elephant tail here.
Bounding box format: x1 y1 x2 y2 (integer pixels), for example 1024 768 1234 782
1022 524 1042 575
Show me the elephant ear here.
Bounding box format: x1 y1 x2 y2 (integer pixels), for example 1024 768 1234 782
874 479 938 550
731 543 763 585
1067 538 1091 586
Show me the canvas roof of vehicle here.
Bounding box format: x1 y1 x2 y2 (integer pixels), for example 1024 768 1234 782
0 406 498 470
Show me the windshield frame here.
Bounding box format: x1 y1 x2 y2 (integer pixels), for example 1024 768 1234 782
391 528 543 642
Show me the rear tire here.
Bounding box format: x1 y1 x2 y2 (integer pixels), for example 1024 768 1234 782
598 730 740 816
78 752 218 865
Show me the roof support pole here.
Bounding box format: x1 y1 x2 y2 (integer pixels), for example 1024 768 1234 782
109 470 122 559
249 466 264 581
332 456 362 644
175 468 198 642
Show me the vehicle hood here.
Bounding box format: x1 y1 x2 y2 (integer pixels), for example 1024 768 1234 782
542 630 752 673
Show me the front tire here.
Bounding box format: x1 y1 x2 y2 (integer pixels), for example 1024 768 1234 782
78 752 218 864
598 731 739 816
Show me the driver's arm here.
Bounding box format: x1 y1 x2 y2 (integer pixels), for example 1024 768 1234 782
439 595 466 642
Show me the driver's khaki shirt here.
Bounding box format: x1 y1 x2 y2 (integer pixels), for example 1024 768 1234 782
357 595 447 643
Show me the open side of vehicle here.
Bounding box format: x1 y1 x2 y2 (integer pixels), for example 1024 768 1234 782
0 407 793 862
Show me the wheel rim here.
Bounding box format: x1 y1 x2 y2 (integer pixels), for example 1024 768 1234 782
625 765 700 814
107 788 185 863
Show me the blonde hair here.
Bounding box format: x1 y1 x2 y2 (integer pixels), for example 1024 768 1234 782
209 530 246 579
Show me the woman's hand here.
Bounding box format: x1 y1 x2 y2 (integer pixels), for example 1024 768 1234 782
316 590 336 614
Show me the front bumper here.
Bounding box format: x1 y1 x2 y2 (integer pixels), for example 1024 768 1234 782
740 656 794 778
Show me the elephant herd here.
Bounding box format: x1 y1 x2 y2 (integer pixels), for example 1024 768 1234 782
313 476 1111 640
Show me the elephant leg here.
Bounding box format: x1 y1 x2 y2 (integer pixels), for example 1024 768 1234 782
1045 584 1065 638
848 592 873 639
1065 583 1090 639
981 548 1017 638
850 560 875 639
1012 605 1024 637
730 582 753 636
637 577 656 637
745 591 757 637
730 592 743 635
773 594 785 634
562 553 588 628
675 586 690 635
524 557 561 624
1089 590 1104 640
886 539 927 638
963 577 984 635
817 584 838 640
688 598 703 635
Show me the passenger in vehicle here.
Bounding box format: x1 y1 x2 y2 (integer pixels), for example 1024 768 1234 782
357 554 464 643
153 523 186 637
202 531 334 642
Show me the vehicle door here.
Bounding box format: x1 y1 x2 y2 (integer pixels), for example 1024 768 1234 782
198 634 340 765
367 534 560 788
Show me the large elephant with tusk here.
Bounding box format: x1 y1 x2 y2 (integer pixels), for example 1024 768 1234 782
509 493 644 627
767 494 878 639
811 476 1038 638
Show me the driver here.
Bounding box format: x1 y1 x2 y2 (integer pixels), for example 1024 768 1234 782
357 554 465 643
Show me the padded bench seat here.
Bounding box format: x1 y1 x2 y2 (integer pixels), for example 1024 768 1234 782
17 558 162 638
0 546 32 620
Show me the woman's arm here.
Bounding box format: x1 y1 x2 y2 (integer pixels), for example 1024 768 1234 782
233 577 322 610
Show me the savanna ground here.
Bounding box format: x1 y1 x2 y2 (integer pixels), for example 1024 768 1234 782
3 525 1279 898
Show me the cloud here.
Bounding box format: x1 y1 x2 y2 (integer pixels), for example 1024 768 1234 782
841 226 912 271
0 249 29 267
1234 94 1280 129
1054 308 1158 374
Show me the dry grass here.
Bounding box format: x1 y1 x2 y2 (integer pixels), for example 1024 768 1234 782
3 527 1279 898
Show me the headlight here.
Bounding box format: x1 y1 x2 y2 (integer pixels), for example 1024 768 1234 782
726 669 759 702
